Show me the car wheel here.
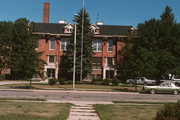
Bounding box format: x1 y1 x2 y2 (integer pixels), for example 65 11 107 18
130 82 134 85
175 82 180 87
150 89 156 94
173 90 179 95
144 82 148 85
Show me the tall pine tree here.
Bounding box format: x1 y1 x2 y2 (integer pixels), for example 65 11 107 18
118 6 180 83
65 8 93 80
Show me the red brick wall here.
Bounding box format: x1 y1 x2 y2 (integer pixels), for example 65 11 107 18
36 38 65 64
37 37 124 79
43 2 50 23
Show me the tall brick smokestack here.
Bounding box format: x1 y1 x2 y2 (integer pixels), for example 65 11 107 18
43 2 50 23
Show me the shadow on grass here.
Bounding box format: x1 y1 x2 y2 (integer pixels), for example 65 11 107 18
10 86 40 89
112 88 139 92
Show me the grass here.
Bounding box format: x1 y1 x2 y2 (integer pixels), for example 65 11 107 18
2 83 143 92
94 102 163 120
113 101 174 104
0 101 71 120
0 97 46 101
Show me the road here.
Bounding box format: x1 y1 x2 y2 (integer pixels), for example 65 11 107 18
0 89 179 104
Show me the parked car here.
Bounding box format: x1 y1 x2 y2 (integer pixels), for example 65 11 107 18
161 74 180 87
142 83 180 95
126 77 156 85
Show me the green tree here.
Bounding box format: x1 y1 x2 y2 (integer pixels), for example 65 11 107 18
10 18 45 82
65 8 93 80
0 21 13 74
118 6 180 83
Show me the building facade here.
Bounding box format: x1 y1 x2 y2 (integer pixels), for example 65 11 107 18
34 22 132 80
33 2 133 80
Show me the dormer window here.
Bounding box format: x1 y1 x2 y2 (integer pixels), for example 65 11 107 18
64 24 73 33
91 24 100 34
67 29 72 33
91 29 96 33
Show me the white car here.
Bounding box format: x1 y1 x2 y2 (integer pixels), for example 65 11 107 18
126 77 156 85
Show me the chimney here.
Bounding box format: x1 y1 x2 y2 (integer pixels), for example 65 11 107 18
96 21 104 25
59 19 67 24
43 2 50 23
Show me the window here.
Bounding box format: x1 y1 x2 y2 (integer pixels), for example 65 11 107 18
61 39 70 51
90 74 95 80
108 40 113 52
67 29 72 33
47 69 55 78
50 38 55 50
96 74 102 79
92 57 102 69
92 40 102 52
48 56 55 63
106 70 114 79
107 57 113 67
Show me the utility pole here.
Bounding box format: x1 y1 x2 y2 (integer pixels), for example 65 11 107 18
73 24 77 90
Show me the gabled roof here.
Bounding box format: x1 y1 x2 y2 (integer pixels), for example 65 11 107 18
34 22 66 34
34 22 132 35
97 25 132 35
64 24 74 29
91 24 100 30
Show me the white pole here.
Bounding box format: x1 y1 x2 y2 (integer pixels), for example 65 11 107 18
80 0 85 82
73 24 77 90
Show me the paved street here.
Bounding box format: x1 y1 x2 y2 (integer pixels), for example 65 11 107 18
0 89 179 104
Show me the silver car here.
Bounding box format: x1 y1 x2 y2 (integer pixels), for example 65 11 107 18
126 77 156 85
142 83 180 95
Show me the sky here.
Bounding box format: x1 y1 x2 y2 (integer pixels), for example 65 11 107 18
0 0 180 27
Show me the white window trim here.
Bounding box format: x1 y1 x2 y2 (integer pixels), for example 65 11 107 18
60 39 69 51
48 55 56 63
106 57 115 66
107 40 113 52
93 40 102 52
49 38 55 50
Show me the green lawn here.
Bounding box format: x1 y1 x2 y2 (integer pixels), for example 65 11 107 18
2 83 143 92
0 101 71 120
94 103 163 120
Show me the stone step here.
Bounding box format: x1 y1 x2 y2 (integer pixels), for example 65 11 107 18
67 104 100 120
67 115 100 120
70 109 95 112
71 106 94 109
70 112 98 116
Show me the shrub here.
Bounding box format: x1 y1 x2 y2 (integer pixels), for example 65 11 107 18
64 80 73 84
154 102 180 120
58 77 66 85
0 74 6 80
102 78 112 85
92 78 103 85
48 78 57 85
111 78 120 86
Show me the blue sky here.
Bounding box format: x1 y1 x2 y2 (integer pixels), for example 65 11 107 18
0 0 179 27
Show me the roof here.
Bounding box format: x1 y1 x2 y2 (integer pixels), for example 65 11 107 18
34 22 132 35
97 25 132 35
34 22 66 34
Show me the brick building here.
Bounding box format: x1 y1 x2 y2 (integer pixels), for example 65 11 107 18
33 2 133 80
